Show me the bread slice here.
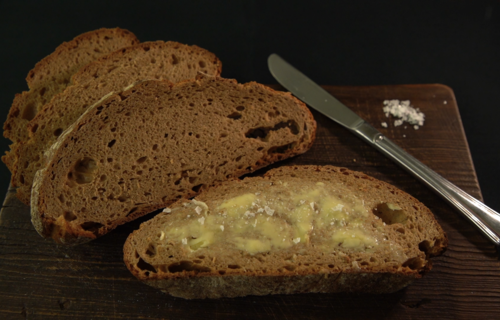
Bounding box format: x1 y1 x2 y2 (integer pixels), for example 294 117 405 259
11 41 223 205
3 28 139 154
31 77 316 245
123 165 447 299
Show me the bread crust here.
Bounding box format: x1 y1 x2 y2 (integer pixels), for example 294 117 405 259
123 165 447 299
31 78 316 245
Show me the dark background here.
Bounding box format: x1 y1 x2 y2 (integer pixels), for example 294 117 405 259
0 0 498 211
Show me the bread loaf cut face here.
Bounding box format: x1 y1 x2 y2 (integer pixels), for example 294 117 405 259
31 78 316 245
3 28 139 167
10 41 222 205
123 165 447 299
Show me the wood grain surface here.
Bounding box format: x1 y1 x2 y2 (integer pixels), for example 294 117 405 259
1 84 498 320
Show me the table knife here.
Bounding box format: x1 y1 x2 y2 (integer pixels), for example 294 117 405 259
268 53 500 247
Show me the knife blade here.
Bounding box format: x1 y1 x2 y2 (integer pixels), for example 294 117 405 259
268 53 500 247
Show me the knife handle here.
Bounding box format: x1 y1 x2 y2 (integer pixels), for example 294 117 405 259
353 121 500 246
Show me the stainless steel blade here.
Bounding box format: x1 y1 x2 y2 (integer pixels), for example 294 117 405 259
268 53 500 247
268 54 363 130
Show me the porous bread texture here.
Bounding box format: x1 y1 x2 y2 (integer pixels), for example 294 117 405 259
11 41 223 205
3 28 139 166
31 77 316 245
123 165 447 299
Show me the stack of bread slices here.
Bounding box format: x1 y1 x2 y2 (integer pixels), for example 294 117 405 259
3 28 447 299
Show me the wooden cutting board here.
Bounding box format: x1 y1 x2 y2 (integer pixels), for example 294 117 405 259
1 84 498 319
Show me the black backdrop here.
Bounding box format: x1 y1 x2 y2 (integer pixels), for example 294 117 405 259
1 0 498 212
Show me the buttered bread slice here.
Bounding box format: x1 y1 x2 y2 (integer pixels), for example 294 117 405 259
31 77 316 245
124 165 447 299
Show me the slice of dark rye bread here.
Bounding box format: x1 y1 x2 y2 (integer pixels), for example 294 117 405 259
3 28 139 165
123 165 447 299
10 41 222 205
31 77 316 245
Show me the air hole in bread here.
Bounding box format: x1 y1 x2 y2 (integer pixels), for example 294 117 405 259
227 112 242 120
172 54 179 65
100 175 107 182
168 261 211 273
268 142 296 154
145 243 156 257
21 102 37 121
418 240 433 257
245 120 300 141
54 128 63 136
118 195 130 202
396 227 405 234
31 124 39 133
283 265 296 272
137 156 147 164
137 257 156 274
152 144 158 151
219 270 226 275
220 133 228 138
228 264 241 269
192 184 204 193
63 211 77 222
373 203 407 225
402 257 426 270
67 157 98 185
108 140 116 148
127 207 138 217
199 61 206 68
236 106 245 111
80 221 104 234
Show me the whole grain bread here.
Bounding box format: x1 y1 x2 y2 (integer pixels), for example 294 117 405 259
31 77 316 245
3 28 139 161
11 41 223 205
123 165 447 299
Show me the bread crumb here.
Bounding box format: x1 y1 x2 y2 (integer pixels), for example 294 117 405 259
381 122 388 128
220 225 224 231
163 208 172 213
182 238 187 245
443 100 447 104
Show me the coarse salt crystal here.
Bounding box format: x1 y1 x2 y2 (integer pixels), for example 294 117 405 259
195 206 202 215
220 225 224 231
381 122 388 128
198 217 205 225
264 206 274 216
182 238 187 245
293 238 301 244
163 208 171 213
383 99 425 127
